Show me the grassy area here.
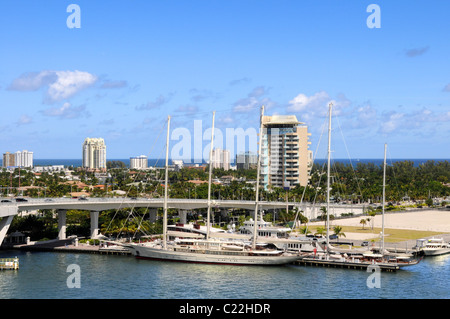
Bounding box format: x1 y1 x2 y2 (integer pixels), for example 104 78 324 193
306 225 447 243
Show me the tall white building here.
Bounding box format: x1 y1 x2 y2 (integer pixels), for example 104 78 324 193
260 115 312 190
211 148 230 170
130 155 148 169
15 150 33 168
82 138 106 170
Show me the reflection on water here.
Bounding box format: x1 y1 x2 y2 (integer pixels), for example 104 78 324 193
0 250 449 299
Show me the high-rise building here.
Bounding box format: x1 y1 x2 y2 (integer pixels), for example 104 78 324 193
2 152 15 168
2 150 33 168
235 151 258 170
130 155 148 169
15 150 33 168
260 115 312 190
82 138 106 170
211 148 230 170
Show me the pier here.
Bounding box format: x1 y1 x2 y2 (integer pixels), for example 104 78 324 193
4 238 131 256
294 257 400 272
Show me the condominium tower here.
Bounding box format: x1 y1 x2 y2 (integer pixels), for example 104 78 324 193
2 150 33 168
260 115 312 190
130 155 148 169
82 138 106 170
211 148 230 170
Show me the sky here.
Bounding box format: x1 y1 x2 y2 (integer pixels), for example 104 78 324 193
1 0 449 162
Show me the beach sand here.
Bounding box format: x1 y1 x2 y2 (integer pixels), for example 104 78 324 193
308 209 450 241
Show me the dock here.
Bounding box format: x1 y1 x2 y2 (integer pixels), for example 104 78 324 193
0 257 19 270
294 256 400 272
2 238 132 256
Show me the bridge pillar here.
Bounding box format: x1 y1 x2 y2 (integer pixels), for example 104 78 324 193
178 209 187 224
90 211 100 239
0 215 15 246
148 209 157 223
57 209 67 240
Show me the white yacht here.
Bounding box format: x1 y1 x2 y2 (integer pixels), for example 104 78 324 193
418 238 450 256
238 218 291 239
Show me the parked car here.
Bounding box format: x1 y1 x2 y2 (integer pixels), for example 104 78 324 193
1 199 12 203
15 198 28 202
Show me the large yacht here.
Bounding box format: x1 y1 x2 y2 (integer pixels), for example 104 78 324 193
123 111 301 266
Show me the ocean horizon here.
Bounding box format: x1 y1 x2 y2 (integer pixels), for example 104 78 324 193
1 158 448 168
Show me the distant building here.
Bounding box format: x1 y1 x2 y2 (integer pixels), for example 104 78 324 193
172 160 184 171
260 115 312 190
15 150 33 168
211 148 230 170
236 151 258 170
130 155 148 169
2 150 33 168
82 138 106 170
2 152 15 168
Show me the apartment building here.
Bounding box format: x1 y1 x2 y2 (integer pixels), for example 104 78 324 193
82 138 106 170
211 148 230 170
2 150 33 168
260 115 312 190
130 155 148 169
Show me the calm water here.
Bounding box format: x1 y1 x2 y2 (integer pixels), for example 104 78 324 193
0 250 448 299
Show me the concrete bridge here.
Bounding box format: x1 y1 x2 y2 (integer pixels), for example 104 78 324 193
0 197 367 245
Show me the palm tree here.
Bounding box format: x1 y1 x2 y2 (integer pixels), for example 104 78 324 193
333 226 346 242
315 226 326 237
360 218 367 230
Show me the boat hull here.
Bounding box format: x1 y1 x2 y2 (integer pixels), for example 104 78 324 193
422 248 450 256
130 244 300 266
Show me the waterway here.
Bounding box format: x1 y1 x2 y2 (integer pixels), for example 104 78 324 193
0 249 448 299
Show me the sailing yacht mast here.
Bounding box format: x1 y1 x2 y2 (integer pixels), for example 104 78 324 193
381 143 387 254
163 115 171 250
253 105 265 249
206 111 216 240
326 103 332 250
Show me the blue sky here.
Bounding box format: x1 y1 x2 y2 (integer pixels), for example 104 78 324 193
1 1 449 162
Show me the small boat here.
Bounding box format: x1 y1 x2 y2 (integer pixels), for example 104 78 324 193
420 238 450 256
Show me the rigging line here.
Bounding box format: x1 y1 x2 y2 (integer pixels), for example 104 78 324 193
292 114 328 231
334 113 364 201
104 121 168 237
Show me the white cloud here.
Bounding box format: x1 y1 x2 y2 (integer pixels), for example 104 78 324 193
8 70 97 103
16 114 33 126
232 86 275 113
379 112 405 134
41 102 90 119
287 91 330 113
46 71 97 102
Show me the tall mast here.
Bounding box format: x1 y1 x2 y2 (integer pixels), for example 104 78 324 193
253 105 264 249
206 111 216 240
326 102 332 251
382 143 387 254
163 115 171 250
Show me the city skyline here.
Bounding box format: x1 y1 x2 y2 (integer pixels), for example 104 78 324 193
1 1 449 161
